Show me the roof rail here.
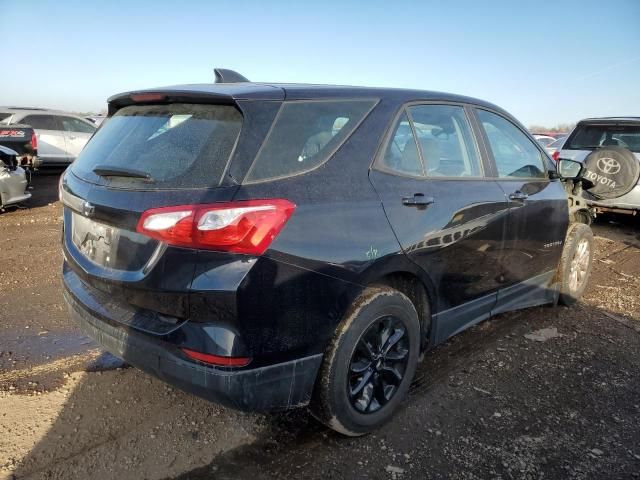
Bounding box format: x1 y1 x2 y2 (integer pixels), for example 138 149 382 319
214 68 250 84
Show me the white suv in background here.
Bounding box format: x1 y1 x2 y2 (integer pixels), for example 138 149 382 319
558 117 640 214
0 107 96 167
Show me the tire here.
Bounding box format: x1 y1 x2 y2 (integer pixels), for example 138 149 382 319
310 286 421 436
582 146 640 200
557 223 594 306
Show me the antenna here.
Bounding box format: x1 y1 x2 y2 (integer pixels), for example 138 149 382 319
214 68 250 83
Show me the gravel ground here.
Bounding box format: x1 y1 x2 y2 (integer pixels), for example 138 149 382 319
0 174 639 480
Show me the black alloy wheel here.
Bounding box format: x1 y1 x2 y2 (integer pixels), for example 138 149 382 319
310 286 422 436
348 316 410 413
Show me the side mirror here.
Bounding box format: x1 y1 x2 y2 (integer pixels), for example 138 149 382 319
557 159 583 180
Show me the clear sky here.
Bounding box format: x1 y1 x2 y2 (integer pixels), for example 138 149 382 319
1 0 638 127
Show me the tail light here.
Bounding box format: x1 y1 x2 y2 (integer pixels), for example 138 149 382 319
30 132 38 151
130 93 167 103
136 199 296 255
181 348 251 367
552 151 560 162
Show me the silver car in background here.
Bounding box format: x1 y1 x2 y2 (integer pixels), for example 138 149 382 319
533 134 557 148
0 107 96 167
559 117 640 214
0 145 30 209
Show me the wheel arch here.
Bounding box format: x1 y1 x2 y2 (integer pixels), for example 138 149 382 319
337 257 437 352
371 271 432 351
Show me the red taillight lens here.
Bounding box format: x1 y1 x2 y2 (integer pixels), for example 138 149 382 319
181 348 251 367
30 132 38 151
136 199 296 255
130 93 167 103
552 151 560 162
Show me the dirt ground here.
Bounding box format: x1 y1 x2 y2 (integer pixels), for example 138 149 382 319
1 174 639 480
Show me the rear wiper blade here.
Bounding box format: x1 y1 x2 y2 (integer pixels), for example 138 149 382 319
92 165 154 181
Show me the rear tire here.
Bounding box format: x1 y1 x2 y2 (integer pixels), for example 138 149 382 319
557 223 594 305
310 286 420 436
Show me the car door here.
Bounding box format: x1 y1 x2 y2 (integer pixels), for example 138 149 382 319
473 108 569 313
369 103 510 342
21 114 70 164
59 116 96 160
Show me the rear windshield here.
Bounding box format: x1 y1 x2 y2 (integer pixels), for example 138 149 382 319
71 103 242 189
565 124 640 153
245 99 377 183
0 113 12 124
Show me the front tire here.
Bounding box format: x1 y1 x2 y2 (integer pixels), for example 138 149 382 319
557 223 594 305
310 286 421 436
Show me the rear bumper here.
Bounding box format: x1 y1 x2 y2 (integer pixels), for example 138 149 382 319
63 280 323 413
0 168 30 206
587 185 640 212
1 191 31 207
39 157 72 167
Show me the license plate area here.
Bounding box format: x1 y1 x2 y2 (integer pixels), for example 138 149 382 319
70 212 158 271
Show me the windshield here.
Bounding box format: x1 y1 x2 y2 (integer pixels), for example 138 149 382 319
565 124 640 153
71 103 242 189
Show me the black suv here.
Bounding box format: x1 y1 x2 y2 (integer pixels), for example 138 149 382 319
61 72 594 435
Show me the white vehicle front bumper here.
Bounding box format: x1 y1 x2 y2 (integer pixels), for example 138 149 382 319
0 166 31 207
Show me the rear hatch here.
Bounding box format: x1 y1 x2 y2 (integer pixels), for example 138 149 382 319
61 99 254 322
0 124 36 157
560 121 640 162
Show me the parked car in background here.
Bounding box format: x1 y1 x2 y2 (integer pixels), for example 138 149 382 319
86 115 107 127
0 107 96 167
533 134 556 147
0 123 40 171
60 70 599 436
558 117 640 214
532 132 569 139
546 136 567 160
0 145 31 209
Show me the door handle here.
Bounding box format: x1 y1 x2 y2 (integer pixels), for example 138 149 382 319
402 193 435 207
508 191 529 201
68 135 77 140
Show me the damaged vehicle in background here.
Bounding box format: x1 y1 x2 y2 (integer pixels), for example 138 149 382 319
558 117 640 216
61 69 636 436
0 145 31 210
0 123 41 175
0 107 96 167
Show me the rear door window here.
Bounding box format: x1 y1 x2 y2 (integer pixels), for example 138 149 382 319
21 115 60 130
61 116 97 134
408 104 483 177
244 100 377 183
380 112 424 176
70 103 242 189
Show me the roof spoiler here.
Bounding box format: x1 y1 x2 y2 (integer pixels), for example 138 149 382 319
214 68 250 84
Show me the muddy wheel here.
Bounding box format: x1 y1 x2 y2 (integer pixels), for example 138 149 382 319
310 286 420 436
557 223 594 305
